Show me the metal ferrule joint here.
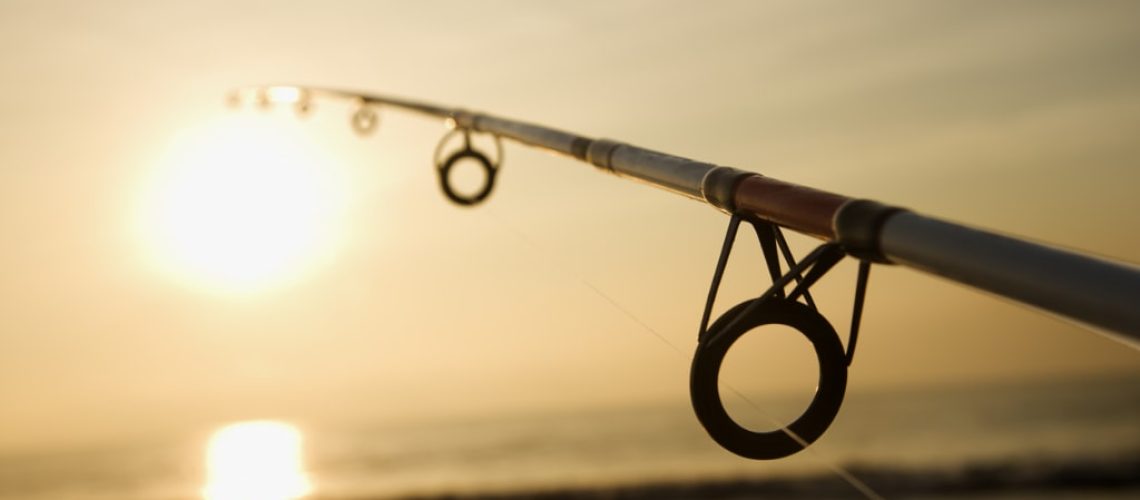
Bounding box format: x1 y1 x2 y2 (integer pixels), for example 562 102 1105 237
451 109 479 130
586 139 624 172
833 199 907 263
700 166 755 214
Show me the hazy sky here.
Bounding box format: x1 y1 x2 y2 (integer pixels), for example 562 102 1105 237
1 0 1138 453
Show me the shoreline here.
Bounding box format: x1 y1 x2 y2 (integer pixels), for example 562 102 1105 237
394 451 1140 500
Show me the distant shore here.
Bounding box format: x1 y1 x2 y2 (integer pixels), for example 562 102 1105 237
394 451 1140 500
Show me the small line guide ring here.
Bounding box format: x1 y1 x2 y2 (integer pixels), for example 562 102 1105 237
690 298 847 460
294 91 313 117
351 102 379 135
433 129 504 206
438 148 497 206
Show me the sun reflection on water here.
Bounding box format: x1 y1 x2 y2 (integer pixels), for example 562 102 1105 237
202 420 312 500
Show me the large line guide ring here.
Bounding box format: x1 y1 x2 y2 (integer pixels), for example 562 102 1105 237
691 297 847 459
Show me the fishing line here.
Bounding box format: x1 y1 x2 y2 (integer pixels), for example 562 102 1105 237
967 285 1140 353
476 207 885 500
723 383 884 500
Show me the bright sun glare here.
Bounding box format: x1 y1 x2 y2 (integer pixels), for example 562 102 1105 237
203 420 312 500
139 114 347 295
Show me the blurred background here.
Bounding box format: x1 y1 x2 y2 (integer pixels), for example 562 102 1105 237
1 1 1138 498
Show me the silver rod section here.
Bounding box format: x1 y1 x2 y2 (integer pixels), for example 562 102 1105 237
472 114 584 157
606 145 714 200
241 86 718 198
257 85 591 155
880 212 1140 344
308 86 723 197
308 87 454 117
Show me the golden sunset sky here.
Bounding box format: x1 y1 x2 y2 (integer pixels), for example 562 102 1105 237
1 0 1138 453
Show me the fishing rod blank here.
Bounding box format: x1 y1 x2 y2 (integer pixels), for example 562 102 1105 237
231 85 1140 460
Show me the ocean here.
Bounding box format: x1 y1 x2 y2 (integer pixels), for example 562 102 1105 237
2 374 1138 499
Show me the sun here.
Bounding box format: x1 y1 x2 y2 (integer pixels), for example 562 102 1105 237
138 114 347 295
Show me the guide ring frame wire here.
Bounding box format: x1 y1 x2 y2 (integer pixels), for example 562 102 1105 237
690 214 873 459
432 127 504 206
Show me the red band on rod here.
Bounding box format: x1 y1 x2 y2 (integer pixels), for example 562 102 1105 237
734 176 851 241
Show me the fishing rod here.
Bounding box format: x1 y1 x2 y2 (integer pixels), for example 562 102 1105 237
231 85 1140 461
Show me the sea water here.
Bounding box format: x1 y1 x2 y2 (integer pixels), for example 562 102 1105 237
2 374 1137 499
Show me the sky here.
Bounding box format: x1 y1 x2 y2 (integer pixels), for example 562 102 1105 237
1 0 1138 454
